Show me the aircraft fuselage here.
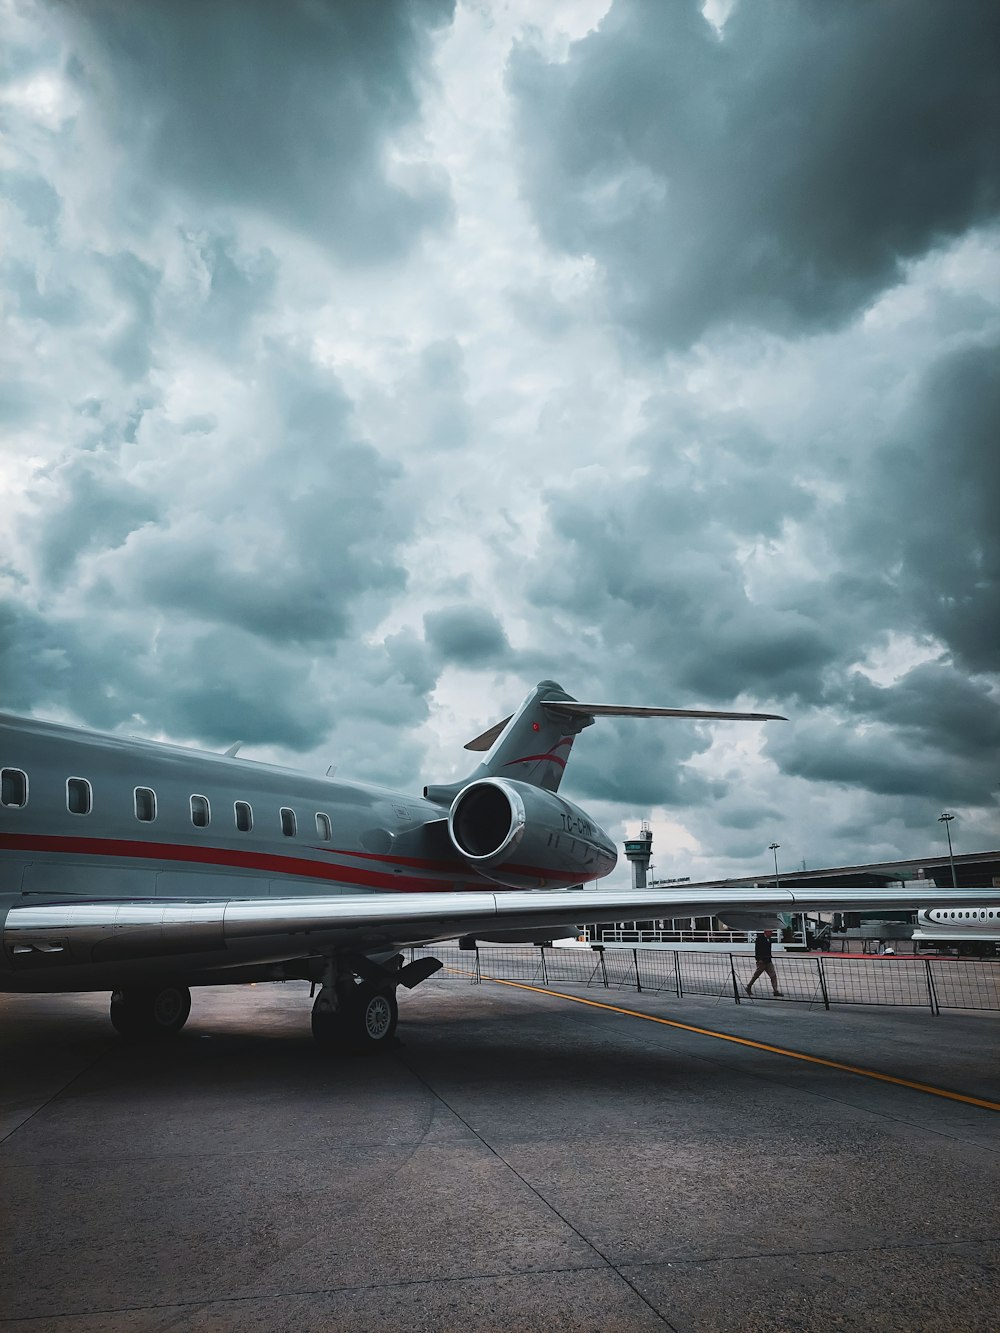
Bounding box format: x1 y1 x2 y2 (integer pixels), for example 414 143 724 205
0 712 615 907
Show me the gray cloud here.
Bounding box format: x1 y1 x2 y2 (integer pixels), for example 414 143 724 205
509 0 1000 346
2 1 997 877
171 233 279 353
843 663 1000 760
414 340 472 452
768 714 992 806
844 340 1000 674
30 450 160 585
526 464 822 709
97 252 159 381
567 721 721 809
516 317 1000 828
0 168 61 233
56 0 455 261
107 353 409 645
423 604 512 667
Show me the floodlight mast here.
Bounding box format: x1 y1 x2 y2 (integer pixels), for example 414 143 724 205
768 841 781 891
938 812 957 888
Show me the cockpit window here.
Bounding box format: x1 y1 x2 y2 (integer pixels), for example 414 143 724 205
1 768 27 808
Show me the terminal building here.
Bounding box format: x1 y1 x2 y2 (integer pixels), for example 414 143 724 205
585 827 1000 953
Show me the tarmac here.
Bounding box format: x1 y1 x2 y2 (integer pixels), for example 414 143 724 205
1 972 999 1332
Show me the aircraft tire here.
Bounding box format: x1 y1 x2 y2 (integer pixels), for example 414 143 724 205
110 985 192 1039
311 985 398 1054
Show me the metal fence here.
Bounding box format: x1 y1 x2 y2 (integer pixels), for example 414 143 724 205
409 944 1000 1015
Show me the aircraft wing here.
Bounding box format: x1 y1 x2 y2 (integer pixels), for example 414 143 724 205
6 883 1000 970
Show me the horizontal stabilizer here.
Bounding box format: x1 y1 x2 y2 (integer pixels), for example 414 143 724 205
540 702 787 722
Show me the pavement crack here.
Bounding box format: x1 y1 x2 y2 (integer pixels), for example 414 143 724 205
396 1050 679 1331
623 1233 1000 1270
0 1045 112 1149
0 1262 611 1325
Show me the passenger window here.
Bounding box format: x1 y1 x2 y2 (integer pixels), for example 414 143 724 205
235 800 253 832
190 794 210 828
134 787 156 822
315 812 332 841
280 807 297 837
67 777 92 815
1 768 27 808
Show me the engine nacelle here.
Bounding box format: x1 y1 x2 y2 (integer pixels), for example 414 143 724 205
448 778 617 889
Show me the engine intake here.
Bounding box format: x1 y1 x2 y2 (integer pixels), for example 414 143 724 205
450 780 525 860
448 778 617 889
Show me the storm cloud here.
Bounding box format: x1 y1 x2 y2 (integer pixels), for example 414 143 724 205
54 0 455 260
510 0 1000 346
1 0 997 879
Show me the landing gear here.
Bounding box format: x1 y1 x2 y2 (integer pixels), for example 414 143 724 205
109 984 192 1039
311 982 398 1054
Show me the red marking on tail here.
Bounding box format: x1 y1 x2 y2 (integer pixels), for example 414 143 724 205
503 737 574 770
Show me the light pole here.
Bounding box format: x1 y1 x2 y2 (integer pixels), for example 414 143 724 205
768 842 781 891
938 812 957 888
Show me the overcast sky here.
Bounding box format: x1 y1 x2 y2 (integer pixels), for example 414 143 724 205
2 0 998 884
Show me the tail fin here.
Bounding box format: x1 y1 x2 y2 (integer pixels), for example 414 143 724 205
422 681 785 804
467 680 592 793
424 681 589 803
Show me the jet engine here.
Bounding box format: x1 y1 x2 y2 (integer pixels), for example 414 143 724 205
448 777 617 889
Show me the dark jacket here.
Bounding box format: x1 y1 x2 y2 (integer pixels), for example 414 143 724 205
754 933 773 963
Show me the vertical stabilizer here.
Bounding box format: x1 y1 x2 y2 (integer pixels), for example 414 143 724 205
424 681 593 804
470 680 592 792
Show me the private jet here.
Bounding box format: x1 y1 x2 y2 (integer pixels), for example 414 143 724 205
3 680 996 1051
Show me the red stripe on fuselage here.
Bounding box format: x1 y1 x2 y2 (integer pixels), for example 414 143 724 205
315 845 461 872
0 832 595 888
0 831 461 892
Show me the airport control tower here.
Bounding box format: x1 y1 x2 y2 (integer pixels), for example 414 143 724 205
624 824 653 890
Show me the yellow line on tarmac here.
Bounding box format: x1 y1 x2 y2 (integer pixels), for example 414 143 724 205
480 976 1000 1113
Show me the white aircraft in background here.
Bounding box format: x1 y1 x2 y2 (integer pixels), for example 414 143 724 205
912 905 1000 956
3 680 997 1052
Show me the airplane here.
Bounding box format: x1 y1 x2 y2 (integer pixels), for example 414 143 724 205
911 906 1000 956
3 678 998 1053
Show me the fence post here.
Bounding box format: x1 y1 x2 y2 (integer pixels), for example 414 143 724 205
540 946 549 986
816 956 830 1010
474 944 481 985
599 947 608 988
633 948 642 993
674 949 683 998
730 953 742 1004
925 959 940 1016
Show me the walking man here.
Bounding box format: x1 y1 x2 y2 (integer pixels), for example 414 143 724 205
746 928 783 996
